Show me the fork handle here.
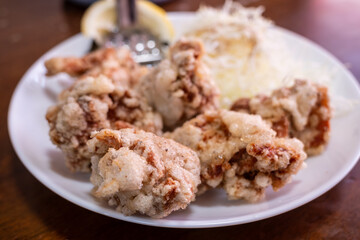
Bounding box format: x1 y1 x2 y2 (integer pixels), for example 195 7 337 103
116 0 136 30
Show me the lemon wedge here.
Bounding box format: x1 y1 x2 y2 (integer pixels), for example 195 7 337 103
81 0 174 44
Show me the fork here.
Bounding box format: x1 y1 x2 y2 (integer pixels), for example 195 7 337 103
104 0 164 65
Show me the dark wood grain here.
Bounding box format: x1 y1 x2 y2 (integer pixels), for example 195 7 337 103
1 0 360 239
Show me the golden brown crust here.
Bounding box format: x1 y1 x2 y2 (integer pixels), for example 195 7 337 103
166 110 306 202
45 47 147 87
47 77 163 171
231 79 332 155
45 39 220 172
88 128 201 218
140 38 220 130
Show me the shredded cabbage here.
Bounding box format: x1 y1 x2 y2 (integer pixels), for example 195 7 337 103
184 1 357 116
185 1 332 107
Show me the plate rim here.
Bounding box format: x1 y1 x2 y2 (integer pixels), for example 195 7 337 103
7 12 360 228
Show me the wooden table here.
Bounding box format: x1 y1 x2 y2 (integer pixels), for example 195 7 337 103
1 0 359 238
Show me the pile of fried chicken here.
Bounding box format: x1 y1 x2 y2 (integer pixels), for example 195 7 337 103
45 38 331 218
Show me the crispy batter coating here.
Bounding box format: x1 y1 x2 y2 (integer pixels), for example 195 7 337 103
166 110 306 202
45 39 220 172
45 47 146 87
88 128 201 218
46 74 162 172
140 38 220 129
45 47 163 172
231 79 332 155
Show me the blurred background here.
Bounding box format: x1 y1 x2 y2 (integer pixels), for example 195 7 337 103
1 0 359 75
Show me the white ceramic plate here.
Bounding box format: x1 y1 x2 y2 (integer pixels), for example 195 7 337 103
8 13 360 228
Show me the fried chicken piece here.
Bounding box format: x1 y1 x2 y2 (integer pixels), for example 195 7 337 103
140 38 220 130
45 47 146 87
88 128 201 218
46 75 162 172
231 79 332 155
166 110 306 202
45 47 162 172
